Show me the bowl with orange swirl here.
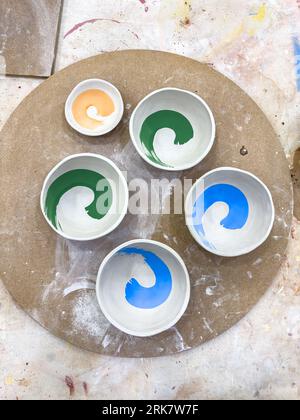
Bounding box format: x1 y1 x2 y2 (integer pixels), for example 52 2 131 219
65 79 124 136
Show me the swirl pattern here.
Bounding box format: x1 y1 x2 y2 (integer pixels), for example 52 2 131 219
45 169 112 230
72 89 115 130
192 184 249 249
118 247 173 309
140 110 194 167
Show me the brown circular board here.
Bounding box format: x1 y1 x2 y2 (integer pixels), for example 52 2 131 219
0 51 292 357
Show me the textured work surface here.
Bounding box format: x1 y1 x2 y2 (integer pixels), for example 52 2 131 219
0 50 293 357
0 0 62 77
0 0 299 400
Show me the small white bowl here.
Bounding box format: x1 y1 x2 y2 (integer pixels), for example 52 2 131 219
96 239 190 337
129 88 216 171
40 153 128 241
185 167 275 257
65 79 124 136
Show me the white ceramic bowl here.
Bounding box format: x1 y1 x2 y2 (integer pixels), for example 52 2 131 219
65 79 124 136
40 153 128 241
96 239 190 337
129 88 215 171
185 167 275 257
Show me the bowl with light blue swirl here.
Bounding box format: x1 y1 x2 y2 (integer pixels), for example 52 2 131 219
185 167 275 257
96 240 190 337
129 88 216 171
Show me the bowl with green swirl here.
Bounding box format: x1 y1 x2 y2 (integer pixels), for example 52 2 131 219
40 153 128 241
129 88 216 171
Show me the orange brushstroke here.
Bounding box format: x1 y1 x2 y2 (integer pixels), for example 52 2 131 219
72 89 115 130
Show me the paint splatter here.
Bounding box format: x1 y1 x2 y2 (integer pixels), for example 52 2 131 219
17 378 30 387
129 30 140 40
65 376 75 396
83 382 89 396
250 4 267 22
206 3 267 57
175 0 192 27
5 375 14 385
293 37 300 91
247 4 267 36
180 17 191 27
64 18 120 39
64 18 142 43
138 0 149 12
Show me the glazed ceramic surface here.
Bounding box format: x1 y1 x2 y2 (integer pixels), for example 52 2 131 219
130 88 215 171
65 79 124 136
41 153 128 241
96 240 190 337
186 167 275 257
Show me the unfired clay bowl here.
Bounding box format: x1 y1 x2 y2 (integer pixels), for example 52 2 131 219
129 88 215 171
185 167 275 257
40 153 128 241
96 239 190 337
65 79 124 136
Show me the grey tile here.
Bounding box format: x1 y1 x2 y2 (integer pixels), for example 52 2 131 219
0 0 63 77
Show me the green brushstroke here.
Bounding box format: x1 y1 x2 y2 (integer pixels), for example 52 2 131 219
140 110 194 167
45 169 112 229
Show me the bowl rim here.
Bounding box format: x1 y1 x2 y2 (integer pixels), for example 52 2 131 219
129 87 216 171
185 166 275 257
40 153 129 241
96 239 191 337
65 78 124 137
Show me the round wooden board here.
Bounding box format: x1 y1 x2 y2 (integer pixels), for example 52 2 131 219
0 51 292 357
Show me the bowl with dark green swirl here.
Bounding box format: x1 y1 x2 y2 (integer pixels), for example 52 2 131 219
129 88 216 171
40 153 128 241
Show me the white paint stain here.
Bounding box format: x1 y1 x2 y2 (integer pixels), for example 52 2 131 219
234 123 243 132
245 114 252 124
63 279 96 297
253 258 263 266
203 318 214 334
171 327 191 352
71 293 110 339
206 286 216 296
163 76 174 84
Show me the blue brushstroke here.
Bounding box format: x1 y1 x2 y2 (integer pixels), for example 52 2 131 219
293 37 300 92
192 184 249 244
118 247 172 309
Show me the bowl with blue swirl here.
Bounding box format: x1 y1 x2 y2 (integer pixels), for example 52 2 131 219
129 88 216 171
96 240 190 337
185 167 275 257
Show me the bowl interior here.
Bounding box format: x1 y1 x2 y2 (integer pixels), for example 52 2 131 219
131 89 214 170
97 241 190 336
186 169 274 257
66 79 124 136
41 155 128 240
